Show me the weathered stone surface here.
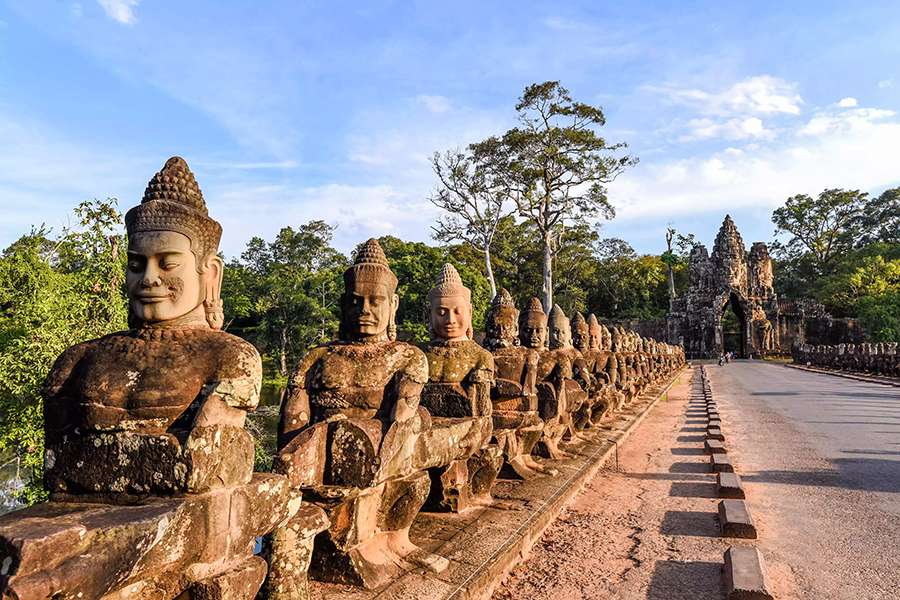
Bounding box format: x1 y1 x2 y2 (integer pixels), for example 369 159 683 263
718 499 757 539
717 472 745 499
708 428 725 441
723 546 774 600
705 439 726 454
711 453 734 473
189 556 267 600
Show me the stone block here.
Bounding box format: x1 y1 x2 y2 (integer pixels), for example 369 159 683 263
189 555 267 600
705 439 726 454
723 546 773 600
711 454 734 473
718 500 757 539
717 472 745 499
707 428 725 441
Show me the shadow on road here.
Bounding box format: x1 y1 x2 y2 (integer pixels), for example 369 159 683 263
670 462 709 473
647 560 722 600
744 457 900 493
669 481 717 498
659 510 720 537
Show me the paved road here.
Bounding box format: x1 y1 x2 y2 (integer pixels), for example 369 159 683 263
710 361 900 599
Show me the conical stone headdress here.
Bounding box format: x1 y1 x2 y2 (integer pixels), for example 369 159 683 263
571 312 588 333
520 297 547 326
125 157 222 260
548 304 568 328
345 238 398 291
428 263 471 302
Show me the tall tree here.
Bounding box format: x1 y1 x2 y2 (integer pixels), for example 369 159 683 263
473 81 636 311
771 188 868 274
429 149 512 297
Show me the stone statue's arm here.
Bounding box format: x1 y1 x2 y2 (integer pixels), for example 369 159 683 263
41 342 89 445
278 347 324 448
391 347 428 422
465 351 495 417
573 355 592 391
522 350 539 396
195 339 263 429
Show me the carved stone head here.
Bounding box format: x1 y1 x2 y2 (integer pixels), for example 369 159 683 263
587 314 602 351
428 263 473 341
548 305 572 350
601 324 612 352
519 297 547 350
340 238 399 342
125 157 224 329
571 312 589 352
610 327 621 352
485 288 518 349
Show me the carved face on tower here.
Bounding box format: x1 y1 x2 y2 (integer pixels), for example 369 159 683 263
548 305 572 350
341 239 400 341
485 288 518 348
571 312 589 352
428 263 473 341
125 156 224 329
519 297 547 350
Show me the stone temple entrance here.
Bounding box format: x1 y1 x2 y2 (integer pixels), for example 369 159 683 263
721 292 747 358
667 216 779 359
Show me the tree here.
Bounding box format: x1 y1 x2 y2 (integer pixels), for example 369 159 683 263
472 81 636 311
429 149 512 297
858 187 900 246
224 221 347 378
771 189 868 274
0 199 128 506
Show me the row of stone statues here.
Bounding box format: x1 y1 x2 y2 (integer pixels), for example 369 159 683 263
0 157 684 600
793 342 899 377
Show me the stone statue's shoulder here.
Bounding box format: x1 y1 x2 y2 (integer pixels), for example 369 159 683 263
386 340 429 383
466 340 495 370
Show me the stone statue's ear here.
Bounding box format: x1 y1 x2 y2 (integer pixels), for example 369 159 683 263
203 255 225 330
388 293 400 341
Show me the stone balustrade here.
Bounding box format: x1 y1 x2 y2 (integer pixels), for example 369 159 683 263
792 342 899 377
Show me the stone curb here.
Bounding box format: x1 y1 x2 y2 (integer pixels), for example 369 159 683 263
723 546 774 600
716 472 745 499
783 363 900 388
718 499 757 539
442 368 689 600
711 453 734 473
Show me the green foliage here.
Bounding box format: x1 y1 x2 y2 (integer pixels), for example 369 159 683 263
375 236 491 342
223 221 347 376
772 187 900 340
0 199 128 505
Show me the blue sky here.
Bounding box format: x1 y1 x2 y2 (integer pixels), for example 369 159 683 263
2 1 899 259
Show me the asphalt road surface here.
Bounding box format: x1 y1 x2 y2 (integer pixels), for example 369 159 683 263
494 364 899 599
710 361 900 599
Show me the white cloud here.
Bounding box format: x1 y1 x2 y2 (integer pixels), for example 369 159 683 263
681 116 772 141
609 102 900 221
649 75 803 117
878 79 894 89
837 97 858 108
97 0 140 25
415 95 452 114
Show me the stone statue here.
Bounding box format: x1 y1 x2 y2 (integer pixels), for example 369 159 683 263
573 313 613 424
1 157 322 600
274 238 446 589
548 306 592 436
420 263 502 511
519 298 572 459
484 289 555 479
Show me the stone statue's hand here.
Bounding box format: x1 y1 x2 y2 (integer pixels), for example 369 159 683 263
391 395 418 421
193 395 246 428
